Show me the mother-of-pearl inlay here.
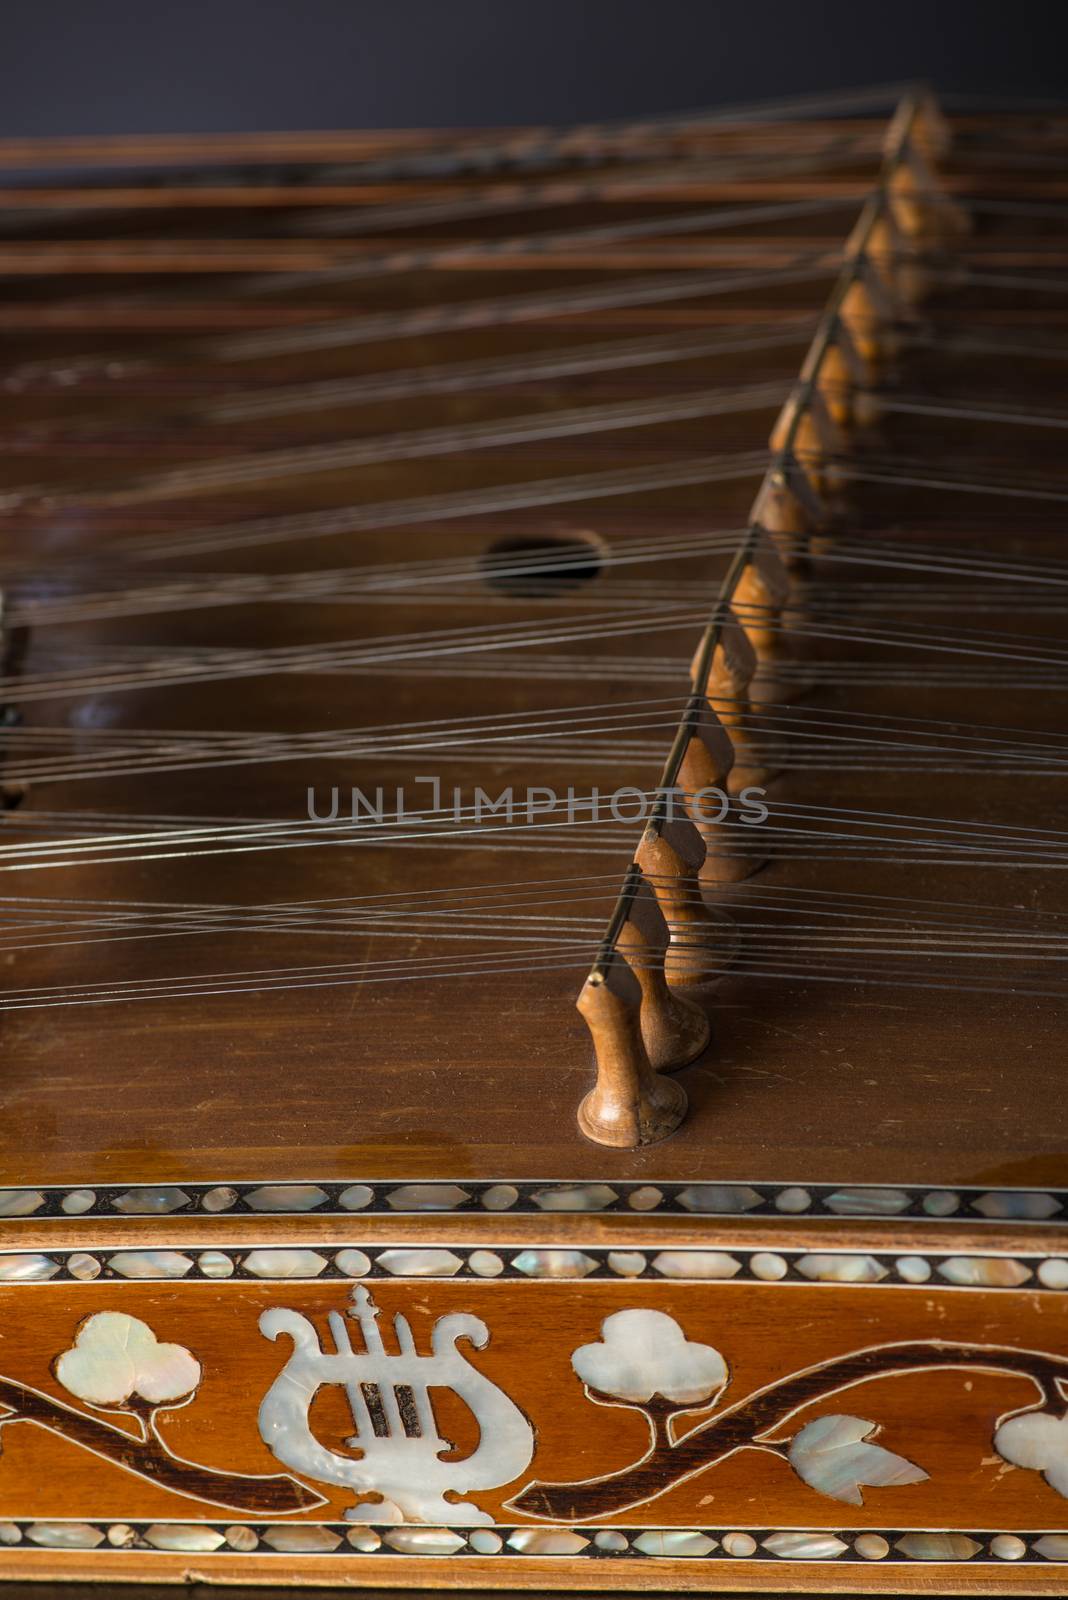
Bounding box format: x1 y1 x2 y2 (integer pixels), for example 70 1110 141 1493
257 1287 534 1524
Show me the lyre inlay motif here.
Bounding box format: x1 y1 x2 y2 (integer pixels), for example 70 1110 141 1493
258 1286 534 1523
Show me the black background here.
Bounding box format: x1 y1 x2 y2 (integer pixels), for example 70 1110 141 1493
1 0 1067 139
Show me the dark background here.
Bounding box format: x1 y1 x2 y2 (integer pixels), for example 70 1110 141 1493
1 0 1067 139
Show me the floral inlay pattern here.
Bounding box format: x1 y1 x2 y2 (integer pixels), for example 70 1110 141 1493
510 1309 1068 1520
0 1312 318 1514
0 1298 1066 1539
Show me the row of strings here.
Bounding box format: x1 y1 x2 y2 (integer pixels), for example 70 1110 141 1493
0 92 1064 1010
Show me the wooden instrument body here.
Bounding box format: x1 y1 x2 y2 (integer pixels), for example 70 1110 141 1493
0 97 1065 1589
2 1208 1068 1590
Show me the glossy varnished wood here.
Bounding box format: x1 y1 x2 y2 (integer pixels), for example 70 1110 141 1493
0 99 1067 1591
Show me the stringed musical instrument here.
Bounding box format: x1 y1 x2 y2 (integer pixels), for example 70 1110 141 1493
0 82 1065 1592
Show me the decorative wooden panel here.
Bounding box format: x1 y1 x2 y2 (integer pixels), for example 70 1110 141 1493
0 1225 1066 1590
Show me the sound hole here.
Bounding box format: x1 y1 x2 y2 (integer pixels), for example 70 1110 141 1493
479 532 604 595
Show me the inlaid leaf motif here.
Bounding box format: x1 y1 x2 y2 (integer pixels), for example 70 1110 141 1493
787 1414 928 1506
995 1408 1068 1496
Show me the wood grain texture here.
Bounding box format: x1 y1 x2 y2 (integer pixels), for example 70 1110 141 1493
0 1272 1065 1586
0 95 1067 1588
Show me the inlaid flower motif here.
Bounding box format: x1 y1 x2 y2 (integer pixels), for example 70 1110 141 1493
994 1407 1068 1497
55 1312 200 1408
571 1308 727 1405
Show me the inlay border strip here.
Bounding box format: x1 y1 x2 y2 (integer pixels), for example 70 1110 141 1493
1 1244 1065 1288
0 1519 1066 1565
2 1178 1064 1224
